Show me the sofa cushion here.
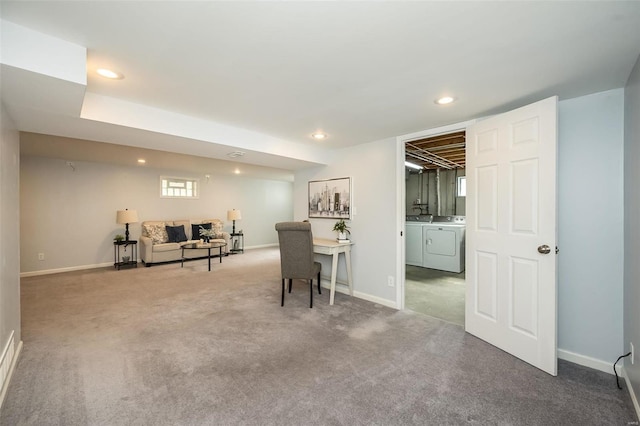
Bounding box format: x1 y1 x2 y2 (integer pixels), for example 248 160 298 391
152 242 181 252
192 222 212 240
166 225 188 243
173 220 192 238
144 224 169 244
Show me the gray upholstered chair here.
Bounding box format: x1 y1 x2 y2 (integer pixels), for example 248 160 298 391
275 222 322 308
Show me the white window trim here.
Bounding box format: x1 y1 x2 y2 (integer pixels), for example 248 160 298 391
160 176 200 199
457 175 467 197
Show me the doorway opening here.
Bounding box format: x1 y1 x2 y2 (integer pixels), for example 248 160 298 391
403 130 467 326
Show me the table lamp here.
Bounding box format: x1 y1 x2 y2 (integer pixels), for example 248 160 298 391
227 209 242 234
116 209 139 241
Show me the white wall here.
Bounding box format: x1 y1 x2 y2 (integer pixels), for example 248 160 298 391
0 101 22 398
20 154 293 273
624 55 640 408
294 137 400 306
557 88 625 365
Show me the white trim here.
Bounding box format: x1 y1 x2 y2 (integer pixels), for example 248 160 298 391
245 243 278 250
395 134 406 310
557 348 615 375
353 291 397 309
20 245 279 276
20 261 116 277
623 367 640 422
395 119 477 310
319 278 397 309
0 338 23 410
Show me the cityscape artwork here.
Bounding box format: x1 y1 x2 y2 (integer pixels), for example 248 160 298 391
308 177 351 219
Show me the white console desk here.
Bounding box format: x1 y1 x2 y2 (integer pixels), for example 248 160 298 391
313 238 354 305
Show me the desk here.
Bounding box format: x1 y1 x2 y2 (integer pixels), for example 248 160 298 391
313 238 354 305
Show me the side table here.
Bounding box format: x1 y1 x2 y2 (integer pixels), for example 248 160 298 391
114 240 137 270
230 232 244 254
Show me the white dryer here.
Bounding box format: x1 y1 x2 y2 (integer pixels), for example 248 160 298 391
423 223 465 273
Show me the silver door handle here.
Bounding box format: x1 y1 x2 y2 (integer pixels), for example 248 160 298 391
538 245 551 254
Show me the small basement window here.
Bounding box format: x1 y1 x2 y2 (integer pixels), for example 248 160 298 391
160 176 199 199
457 176 466 197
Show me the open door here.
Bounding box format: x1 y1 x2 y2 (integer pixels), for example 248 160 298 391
465 97 558 375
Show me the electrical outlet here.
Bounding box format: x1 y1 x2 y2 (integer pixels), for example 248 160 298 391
631 342 635 365
38 253 45 261
387 276 395 287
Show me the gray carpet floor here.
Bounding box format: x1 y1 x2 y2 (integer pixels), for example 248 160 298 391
2 247 637 425
405 266 466 326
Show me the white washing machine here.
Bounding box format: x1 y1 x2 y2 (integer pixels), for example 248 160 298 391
423 223 465 273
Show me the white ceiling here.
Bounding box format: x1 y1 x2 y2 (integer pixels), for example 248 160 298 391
2 1 640 176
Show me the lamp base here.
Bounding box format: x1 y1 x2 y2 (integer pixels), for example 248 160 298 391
232 220 236 235
125 223 130 242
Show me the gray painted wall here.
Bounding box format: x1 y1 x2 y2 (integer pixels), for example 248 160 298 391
0 102 22 378
624 55 640 408
294 137 399 304
558 89 625 364
20 153 293 273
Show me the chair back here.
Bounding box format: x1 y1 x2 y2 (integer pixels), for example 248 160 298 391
275 222 315 279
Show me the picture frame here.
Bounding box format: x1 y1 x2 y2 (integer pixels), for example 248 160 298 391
308 177 351 219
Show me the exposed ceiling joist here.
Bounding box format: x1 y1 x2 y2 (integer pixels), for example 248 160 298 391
405 131 466 171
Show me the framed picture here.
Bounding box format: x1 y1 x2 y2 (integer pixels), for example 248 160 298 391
308 177 351 219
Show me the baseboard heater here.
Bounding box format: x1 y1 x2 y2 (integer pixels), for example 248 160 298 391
0 331 16 407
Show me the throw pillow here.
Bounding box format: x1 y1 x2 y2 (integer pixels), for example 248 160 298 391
144 224 169 244
165 225 188 243
192 222 212 240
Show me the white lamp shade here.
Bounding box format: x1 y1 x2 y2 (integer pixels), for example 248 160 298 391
116 209 139 224
227 210 242 221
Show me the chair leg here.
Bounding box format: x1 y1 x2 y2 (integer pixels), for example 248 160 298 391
281 278 285 307
309 279 313 308
317 271 322 294
288 279 292 293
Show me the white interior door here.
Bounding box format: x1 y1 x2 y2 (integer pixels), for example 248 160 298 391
465 96 558 376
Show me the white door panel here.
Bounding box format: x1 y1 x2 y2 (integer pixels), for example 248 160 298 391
466 96 557 376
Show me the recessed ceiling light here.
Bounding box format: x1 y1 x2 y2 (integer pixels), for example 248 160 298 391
311 132 327 140
234 168 241 175
435 96 456 105
137 159 146 164
96 68 124 79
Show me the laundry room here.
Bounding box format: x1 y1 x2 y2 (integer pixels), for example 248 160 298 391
404 131 467 325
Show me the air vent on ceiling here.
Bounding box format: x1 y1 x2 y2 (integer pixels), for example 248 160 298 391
227 151 245 158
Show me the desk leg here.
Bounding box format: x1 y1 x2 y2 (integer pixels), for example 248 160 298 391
345 247 353 296
207 248 211 271
330 252 339 305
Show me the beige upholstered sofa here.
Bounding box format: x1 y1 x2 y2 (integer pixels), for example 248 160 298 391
139 219 231 266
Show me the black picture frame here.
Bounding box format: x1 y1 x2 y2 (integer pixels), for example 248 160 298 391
308 177 351 219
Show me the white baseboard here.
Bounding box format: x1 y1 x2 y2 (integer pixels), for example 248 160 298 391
245 243 278 250
20 261 115 277
557 348 614 375
0 333 23 410
623 367 640 422
353 291 397 309
319 277 397 309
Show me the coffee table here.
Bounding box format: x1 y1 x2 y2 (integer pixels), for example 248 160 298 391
181 241 227 271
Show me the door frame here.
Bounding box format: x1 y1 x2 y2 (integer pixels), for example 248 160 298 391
395 119 477 310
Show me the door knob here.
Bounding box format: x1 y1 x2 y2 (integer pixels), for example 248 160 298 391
537 244 551 254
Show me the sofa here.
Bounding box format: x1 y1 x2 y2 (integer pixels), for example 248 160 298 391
139 219 231 266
